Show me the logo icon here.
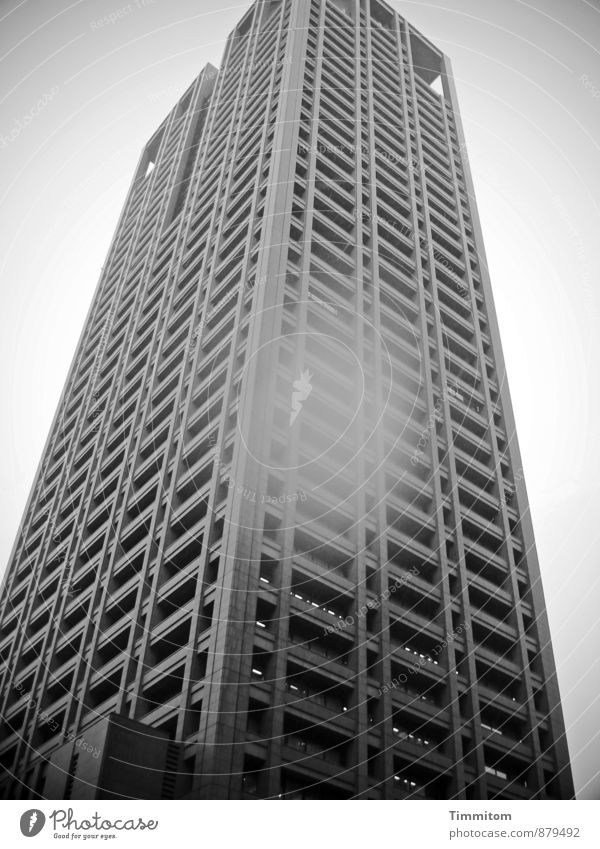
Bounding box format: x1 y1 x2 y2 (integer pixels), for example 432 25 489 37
289 369 313 426
20 810 45 837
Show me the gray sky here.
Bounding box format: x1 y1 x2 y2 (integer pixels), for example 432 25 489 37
0 0 599 799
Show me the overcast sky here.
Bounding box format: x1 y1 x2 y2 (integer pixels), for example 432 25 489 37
0 0 599 799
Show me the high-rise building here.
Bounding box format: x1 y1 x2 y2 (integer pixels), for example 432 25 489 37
0 0 573 801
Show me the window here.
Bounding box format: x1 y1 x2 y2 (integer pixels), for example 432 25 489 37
429 75 444 96
485 765 508 781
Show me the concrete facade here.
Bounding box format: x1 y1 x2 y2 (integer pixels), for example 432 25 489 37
0 0 573 800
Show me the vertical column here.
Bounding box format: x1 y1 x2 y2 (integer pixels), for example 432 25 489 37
403 22 485 798
442 56 572 798
392 14 466 800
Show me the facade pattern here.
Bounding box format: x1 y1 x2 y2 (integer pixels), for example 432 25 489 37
0 0 573 800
